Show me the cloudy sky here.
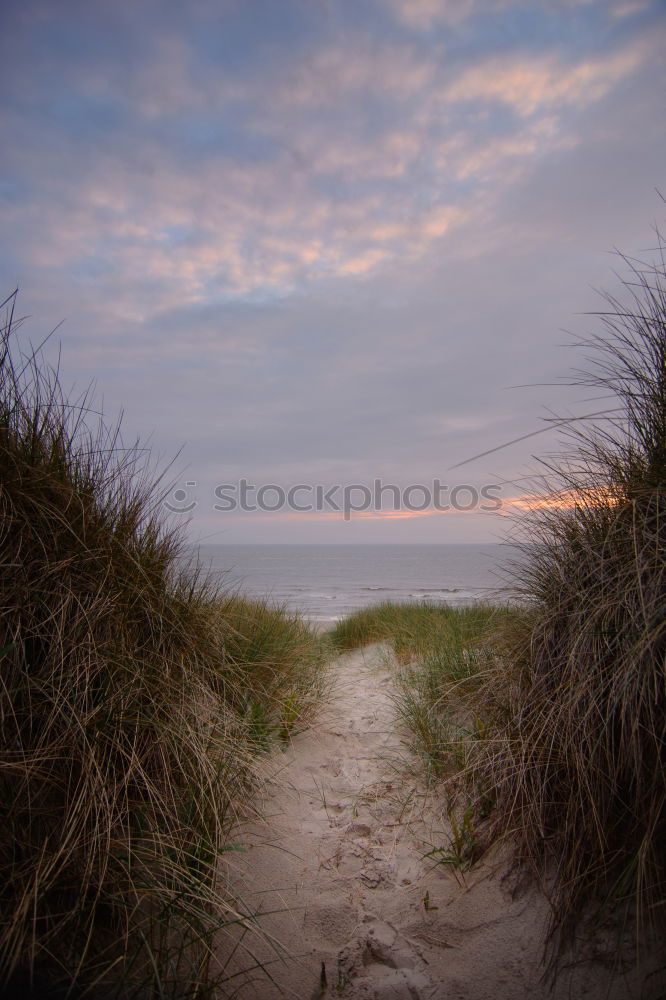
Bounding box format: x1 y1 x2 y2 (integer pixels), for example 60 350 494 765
2 0 665 543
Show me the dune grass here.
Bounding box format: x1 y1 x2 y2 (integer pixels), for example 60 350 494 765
328 600 506 662
203 593 330 748
0 293 328 998
472 234 666 958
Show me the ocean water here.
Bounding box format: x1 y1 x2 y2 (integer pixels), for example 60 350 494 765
187 543 520 623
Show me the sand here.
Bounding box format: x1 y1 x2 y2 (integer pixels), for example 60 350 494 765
222 645 655 999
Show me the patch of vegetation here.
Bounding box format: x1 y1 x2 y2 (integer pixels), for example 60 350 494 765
0 293 328 997
213 593 330 744
425 805 480 873
475 231 666 958
328 600 506 660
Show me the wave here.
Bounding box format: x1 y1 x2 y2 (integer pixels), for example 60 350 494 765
410 587 460 593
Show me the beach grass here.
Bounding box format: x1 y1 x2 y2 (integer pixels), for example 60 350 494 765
328 600 506 662
0 293 328 997
472 234 666 956
203 593 330 747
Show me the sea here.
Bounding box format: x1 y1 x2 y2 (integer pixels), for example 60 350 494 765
186 543 522 623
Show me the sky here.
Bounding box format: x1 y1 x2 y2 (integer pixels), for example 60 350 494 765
1 0 665 544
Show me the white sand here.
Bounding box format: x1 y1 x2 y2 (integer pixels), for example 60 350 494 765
222 645 653 999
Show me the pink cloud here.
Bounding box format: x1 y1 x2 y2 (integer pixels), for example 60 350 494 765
443 43 646 117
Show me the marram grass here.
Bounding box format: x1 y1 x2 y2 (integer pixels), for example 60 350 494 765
475 234 666 962
328 599 508 663
0 293 328 998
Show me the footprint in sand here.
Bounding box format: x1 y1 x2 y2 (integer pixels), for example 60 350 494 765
336 917 431 998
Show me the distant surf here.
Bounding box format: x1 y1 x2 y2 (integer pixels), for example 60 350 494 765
187 543 519 622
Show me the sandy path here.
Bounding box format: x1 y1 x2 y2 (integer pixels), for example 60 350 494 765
223 645 651 1000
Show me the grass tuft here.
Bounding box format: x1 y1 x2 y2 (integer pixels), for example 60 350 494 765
0 292 327 997
328 600 505 661
475 230 666 956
